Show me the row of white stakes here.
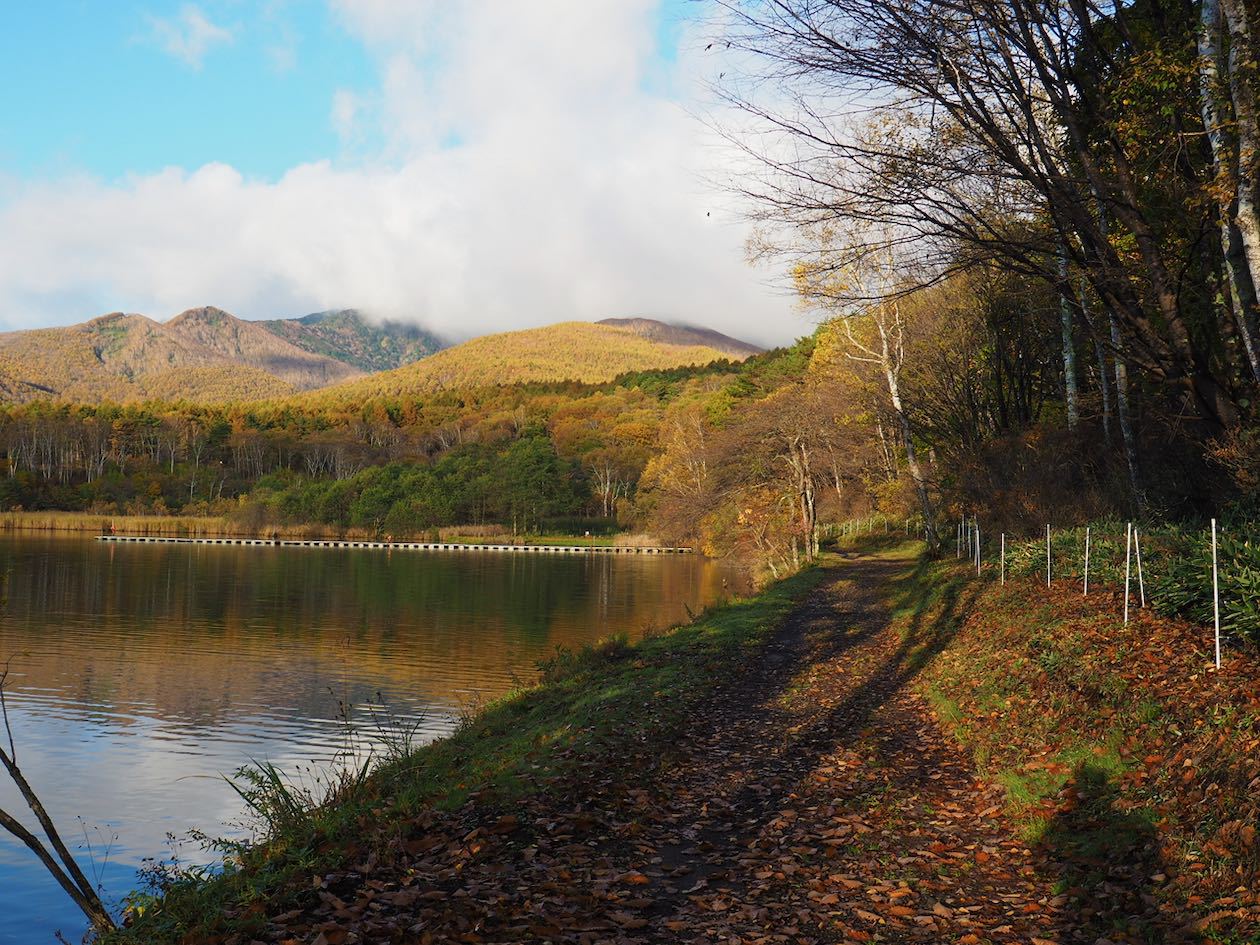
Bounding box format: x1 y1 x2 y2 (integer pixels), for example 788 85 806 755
956 515 1223 671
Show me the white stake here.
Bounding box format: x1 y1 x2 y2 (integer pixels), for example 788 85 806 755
1083 526 1091 596
1046 524 1051 588
1134 527 1145 608
1000 533 1005 585
975 525 981 576
1212 518 1221 670
1123 522 1132 625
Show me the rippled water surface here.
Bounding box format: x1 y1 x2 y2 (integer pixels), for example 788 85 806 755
0 536 746 943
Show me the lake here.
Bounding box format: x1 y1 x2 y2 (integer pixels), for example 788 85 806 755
0 535 745 944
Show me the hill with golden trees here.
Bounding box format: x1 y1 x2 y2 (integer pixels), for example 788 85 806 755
298 321 745 405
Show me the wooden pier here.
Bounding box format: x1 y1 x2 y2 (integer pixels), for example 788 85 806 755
96 535 692 554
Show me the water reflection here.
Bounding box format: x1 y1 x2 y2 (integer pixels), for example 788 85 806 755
0 537 745 943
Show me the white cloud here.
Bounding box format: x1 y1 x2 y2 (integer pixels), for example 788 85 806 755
330 89 361 141
0 2 803 347
147 4 233 69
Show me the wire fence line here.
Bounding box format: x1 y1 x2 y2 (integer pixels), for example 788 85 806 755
834 513 1257 671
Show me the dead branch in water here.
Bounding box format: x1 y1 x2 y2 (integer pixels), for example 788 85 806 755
0 657 116 931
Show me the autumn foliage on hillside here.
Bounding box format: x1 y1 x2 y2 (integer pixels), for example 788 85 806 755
301 322 741 404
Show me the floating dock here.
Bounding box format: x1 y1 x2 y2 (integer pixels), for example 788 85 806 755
97 535 691 554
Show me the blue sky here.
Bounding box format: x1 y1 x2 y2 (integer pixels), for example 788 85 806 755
0 1 693 183
0 1 796 343
2 2 379 181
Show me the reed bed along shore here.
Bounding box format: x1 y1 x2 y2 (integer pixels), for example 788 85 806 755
0 511 661 547
0 511 233 536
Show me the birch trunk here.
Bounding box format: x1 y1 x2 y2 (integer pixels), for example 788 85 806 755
1200 0 1260 382
1222 0 1260 368
883 358 937 551
1095 339 1115 446
1057 244 1079 429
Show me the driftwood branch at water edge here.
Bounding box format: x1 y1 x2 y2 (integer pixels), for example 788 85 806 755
0 659 115 931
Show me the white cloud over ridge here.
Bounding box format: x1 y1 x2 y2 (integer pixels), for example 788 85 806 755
0 2 800 346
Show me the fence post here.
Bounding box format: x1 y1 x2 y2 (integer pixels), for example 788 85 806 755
1134 527 1145 607
1124 522 1132 625
975 525 981 576
1000 533 1005 585
1083 526 1091 596
1212 518 1221 670
1046 524 1051 588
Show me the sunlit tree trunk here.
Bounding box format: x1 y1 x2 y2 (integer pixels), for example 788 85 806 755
1110 315 1142 505
844 302 940 552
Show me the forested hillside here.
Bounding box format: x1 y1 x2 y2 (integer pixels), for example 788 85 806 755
164 307 363 389
0 308 348 402
257 309 446 374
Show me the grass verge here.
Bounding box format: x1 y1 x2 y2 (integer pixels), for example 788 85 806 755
101 560 825 942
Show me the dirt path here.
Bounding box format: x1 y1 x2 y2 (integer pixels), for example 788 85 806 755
597 550 1071 944
264 550 1193 944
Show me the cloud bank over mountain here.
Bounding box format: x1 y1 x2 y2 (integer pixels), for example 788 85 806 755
0 1 801 346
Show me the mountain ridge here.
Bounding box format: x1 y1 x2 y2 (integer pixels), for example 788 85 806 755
0 311 762 405
596 317 763 359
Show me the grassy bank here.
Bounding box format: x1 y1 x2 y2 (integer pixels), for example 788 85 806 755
103 560 824 941
893 554 1260 941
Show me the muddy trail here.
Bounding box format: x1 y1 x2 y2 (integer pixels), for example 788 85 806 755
251 549 1201 944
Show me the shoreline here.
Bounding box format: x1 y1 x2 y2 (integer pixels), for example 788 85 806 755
98 559 825 942
97 534 692 554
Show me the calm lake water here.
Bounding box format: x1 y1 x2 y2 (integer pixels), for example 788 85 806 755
0 535 745 944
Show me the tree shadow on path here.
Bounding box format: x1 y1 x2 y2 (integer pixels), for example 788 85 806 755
1041 763 1191 943
650 549 987 910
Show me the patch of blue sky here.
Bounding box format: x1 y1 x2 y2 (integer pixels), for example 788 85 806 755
0 1 378 182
